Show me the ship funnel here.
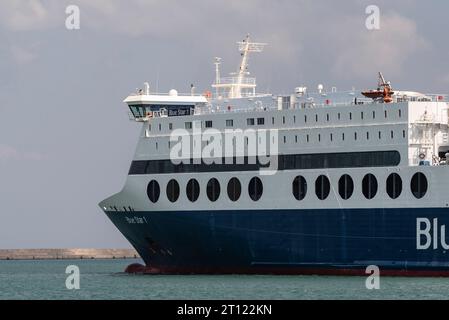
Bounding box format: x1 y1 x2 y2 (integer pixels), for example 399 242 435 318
143 82 150 95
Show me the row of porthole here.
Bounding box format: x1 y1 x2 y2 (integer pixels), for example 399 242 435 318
146 172 428 204
147 177 263 203
303 172 428 201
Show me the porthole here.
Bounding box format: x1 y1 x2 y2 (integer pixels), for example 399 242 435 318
362 174 378 200
292 176 307 201
386 173 402 199
227 178 242 202
315 175 330 200
338 174 354 200
411 172 428 199
166 179 180 202
248 177 263 201
186 179 200 202
207 178 221 202
146 180 160 203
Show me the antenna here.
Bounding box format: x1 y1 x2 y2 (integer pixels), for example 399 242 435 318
214 57 222 97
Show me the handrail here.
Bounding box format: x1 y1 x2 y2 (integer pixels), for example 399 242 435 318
213 77 256 86
128 92 205 97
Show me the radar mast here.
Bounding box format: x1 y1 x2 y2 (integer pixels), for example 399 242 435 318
212 35 267 99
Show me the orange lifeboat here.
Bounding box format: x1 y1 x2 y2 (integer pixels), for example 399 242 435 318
362 72 394 103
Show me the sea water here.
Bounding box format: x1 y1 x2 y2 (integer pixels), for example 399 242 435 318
0 259 448 300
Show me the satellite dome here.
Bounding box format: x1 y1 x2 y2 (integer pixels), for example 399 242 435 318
169 89 178 96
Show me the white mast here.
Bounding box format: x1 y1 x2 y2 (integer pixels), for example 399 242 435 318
212 35 267 99
214 57 222 97
235 34 266 98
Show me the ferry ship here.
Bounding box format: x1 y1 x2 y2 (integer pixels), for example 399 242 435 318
100 36 449 276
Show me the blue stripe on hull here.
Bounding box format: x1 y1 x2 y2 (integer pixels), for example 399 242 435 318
105 208 449 274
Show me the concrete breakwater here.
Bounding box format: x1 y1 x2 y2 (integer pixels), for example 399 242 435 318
0 249 139 260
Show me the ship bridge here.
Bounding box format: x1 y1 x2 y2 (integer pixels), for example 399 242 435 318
125 84 207 121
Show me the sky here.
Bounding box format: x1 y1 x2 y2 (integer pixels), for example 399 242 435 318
0 0 448 249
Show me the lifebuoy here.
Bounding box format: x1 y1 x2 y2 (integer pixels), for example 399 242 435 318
204 91 212 99
419 153 426 160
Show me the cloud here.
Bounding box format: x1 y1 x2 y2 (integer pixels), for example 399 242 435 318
0 0 50 31
331 12 428 80
0 144 45 161
0 1 430 78
10 45 37 65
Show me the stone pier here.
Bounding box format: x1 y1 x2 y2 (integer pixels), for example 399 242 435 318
0 249 140 260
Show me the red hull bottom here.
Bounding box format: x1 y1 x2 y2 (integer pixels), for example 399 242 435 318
124 263 449 277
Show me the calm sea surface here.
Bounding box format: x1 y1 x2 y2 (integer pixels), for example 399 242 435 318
0 259 448 300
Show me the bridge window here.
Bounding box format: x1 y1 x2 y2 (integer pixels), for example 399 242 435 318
205 120 213 128
362 174 378 199
338 174 354 200
146 180 160 203
411 172 428 199
227 178 241 202
226 119 234 127
292 176 307 201
387 173 402 199
257 118 265 125
185 122 192 129
315 175 330 200
247 118 255 126
186 179 200 202
207 178 221 202
248 177 263 201
169 123 173 130
166 179 180 203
